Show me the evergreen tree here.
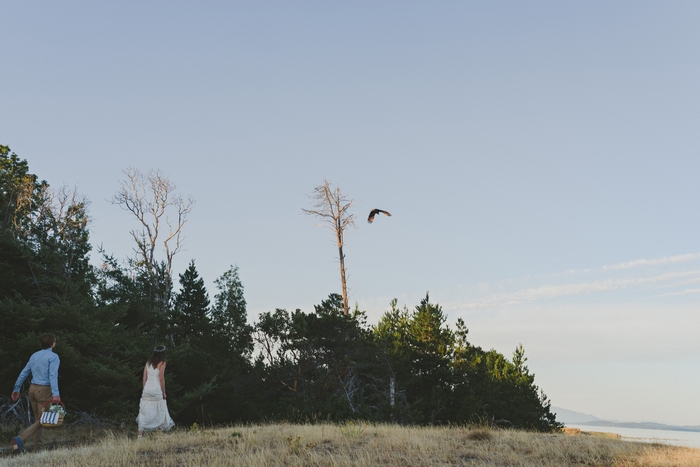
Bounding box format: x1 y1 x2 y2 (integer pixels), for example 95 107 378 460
0 145 53 302
406 294 454 423
166 260 221 424
253 294 383 420
375 294 454 423
171 260 211 345
449 318 561 430
375 296 561 430
211 265 252 357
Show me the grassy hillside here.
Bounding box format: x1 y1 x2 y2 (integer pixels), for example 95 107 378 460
3 423 700 466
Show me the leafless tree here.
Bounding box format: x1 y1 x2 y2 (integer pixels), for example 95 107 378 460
302 180 355 315
111 167 194 287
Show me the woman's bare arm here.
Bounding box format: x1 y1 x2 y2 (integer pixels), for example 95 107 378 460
158 362 167 399
142 365 148 388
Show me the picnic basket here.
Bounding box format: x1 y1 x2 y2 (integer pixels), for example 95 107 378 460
40 401 66 427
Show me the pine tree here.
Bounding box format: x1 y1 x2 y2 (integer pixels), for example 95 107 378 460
171 260 211 345
211 265 252 357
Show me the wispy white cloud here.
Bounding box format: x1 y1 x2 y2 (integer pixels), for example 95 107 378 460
563 253 700 275
657 288 700 297
602 253 700 271
444 253 700 311
649 276 700 291
459 270 700 309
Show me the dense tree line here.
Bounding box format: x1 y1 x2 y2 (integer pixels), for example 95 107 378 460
0 146 560 431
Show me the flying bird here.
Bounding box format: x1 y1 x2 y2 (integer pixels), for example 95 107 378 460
367 208 391 224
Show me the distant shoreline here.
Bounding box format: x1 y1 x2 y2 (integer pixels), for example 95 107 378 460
572 420 700 433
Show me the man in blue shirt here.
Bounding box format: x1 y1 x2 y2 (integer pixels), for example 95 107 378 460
10 333 61 453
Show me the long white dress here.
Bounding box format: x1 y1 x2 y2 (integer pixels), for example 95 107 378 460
136 364 175 431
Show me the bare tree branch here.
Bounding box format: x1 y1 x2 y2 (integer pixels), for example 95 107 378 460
111 167 194 286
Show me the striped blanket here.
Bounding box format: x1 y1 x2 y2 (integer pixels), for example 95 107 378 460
40 411 60 425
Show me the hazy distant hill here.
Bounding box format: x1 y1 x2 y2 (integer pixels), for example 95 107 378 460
552 407 604 424
553 406 700 433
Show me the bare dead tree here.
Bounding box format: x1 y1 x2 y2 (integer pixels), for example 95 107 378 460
302 180 355 315
111 167 194 288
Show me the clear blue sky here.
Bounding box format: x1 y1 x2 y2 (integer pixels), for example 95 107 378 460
2 1 699 425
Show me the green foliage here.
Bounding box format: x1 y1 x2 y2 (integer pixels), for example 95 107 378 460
373 296 561 430
253 294 388 421
448 318 560 430
374 294 454 423
171 260 211 345
0 145 46 237
210 265 252 358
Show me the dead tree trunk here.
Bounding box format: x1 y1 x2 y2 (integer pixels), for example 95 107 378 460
302 180 355 315
337 242 349 316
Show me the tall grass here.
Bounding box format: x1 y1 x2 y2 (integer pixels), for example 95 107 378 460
3 423 700 466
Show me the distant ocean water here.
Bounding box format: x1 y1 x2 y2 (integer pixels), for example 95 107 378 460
567 424 700 449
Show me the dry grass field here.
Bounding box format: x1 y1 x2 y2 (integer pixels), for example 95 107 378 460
3 423 700 467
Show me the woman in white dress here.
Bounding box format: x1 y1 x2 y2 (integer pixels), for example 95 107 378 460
136 345 174 438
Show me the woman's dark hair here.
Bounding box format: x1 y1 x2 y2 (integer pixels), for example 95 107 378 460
147 345 167 368
41 333 56 349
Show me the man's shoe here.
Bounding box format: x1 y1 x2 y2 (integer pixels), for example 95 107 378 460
10 436 24 453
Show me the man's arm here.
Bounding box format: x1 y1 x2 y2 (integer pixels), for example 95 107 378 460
48 353 60 400
12 360 32 400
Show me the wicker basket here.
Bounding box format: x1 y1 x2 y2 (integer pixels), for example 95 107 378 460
40 401 66 428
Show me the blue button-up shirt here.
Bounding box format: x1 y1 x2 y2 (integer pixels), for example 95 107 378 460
13 348 60 396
